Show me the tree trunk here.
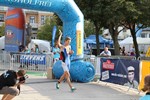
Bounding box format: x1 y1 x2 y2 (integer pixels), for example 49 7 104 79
109 24 120 55
130 29 140 58
111 32 120 55
95 26 100 56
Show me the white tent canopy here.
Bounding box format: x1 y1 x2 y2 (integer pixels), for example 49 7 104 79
120 37 150 45
0 36 5 50
119 37 150 53
28 39 51 53
0 37 51 53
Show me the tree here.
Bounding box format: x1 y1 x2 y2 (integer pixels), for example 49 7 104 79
75 0 125 55
75 0 107 55
102 0 125 55
0 24 5 37
75 0 150 57
84 20 95 37
37 17 57 41
121 0 150 58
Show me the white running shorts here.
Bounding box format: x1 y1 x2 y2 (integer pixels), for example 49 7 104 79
61 61 69 72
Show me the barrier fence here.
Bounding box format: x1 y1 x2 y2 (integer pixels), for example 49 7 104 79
12 53 53 72
0 52 11 70
0 52 150 91
0 52 53 75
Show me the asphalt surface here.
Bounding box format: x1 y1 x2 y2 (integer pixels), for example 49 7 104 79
5 76 141 100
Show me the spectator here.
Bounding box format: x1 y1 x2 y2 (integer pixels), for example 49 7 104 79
24 46 30 53
119 47 122 55
52 40 60 63
140 51 145 57
130 45 135 56
30 48 35 53
100 47 111 57
35 45 39 53
19 43 25 52
122 46 126 56
140 74 150 100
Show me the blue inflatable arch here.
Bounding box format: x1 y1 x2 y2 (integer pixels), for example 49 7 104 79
0 0 83 59
0 0 95 82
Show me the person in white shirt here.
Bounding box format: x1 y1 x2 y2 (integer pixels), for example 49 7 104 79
100 47 111 57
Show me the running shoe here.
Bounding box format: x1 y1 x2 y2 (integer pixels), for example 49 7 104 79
71 87 76 92
56 83 59 89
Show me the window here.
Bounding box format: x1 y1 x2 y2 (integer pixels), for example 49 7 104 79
141 34 146 38
31 37 35 39
41 15 46 25
0 14 4 21
149 34 150 38
29 16 35 23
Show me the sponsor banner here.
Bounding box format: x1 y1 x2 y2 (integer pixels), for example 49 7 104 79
146 47 150 57
5 8 25 52
76 22 83 55
139 61 150 90
76 30 82 55
20 54 46 65
52 26 57 48
100 58 140 89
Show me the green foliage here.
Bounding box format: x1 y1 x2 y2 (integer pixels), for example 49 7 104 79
84 20 95 37
75 0 150 56
75 0 105 30
53 13 63 27
37 17 58 41
0 24 5 37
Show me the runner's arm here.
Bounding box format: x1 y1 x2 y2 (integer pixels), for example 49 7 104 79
58 30 63 47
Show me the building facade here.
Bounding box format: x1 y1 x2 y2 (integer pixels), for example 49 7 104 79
0 6 53 39
102 27 131 41
141 27 150 38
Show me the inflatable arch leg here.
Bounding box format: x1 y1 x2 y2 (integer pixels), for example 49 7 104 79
0 0 95 82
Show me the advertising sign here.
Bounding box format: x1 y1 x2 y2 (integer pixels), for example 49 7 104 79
139 61 150 90
100 58 140 89
20 54 46 65
76 22 83 55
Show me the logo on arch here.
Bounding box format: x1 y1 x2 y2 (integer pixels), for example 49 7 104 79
6 30 14 38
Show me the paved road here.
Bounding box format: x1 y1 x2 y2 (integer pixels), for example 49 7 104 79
5 76 141 100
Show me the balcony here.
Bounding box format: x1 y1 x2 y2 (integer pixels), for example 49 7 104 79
28 23 39 28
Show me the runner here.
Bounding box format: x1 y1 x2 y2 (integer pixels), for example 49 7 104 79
56 30 76 92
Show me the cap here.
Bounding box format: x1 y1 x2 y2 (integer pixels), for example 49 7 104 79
127 66 135 72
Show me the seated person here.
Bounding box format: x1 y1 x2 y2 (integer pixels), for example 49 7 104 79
100 47 111 57
140 74 150 100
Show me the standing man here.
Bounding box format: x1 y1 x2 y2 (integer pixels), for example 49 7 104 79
56 30 76 92
0 69 26 100
100 47 111 57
